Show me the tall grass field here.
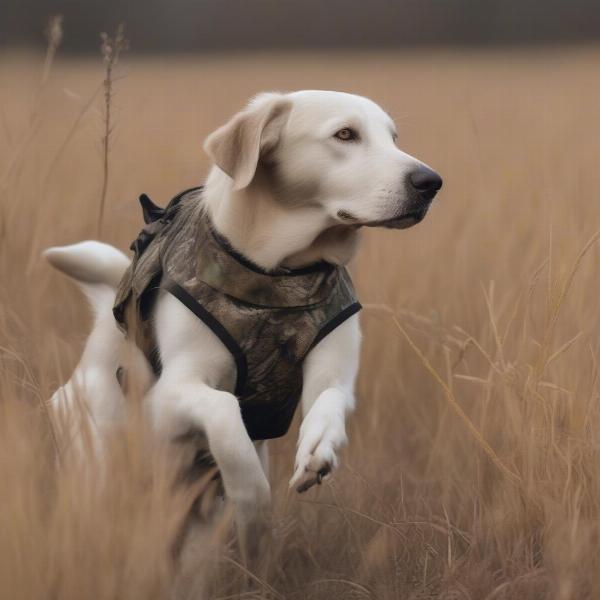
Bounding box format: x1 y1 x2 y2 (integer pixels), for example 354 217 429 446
2 41 600 599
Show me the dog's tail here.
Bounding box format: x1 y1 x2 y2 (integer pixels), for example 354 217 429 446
43 241 130 316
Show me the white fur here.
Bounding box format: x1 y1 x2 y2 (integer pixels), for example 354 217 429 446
46 90 439 561
47 245 128 454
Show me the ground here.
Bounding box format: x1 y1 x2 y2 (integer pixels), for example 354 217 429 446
1 46 600 599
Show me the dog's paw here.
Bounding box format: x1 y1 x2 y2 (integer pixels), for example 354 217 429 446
290 454 334 493
289 410 347 492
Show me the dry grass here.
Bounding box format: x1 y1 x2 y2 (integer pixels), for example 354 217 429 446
2 43 600 599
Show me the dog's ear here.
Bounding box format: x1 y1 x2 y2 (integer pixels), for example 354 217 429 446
203 93 292 191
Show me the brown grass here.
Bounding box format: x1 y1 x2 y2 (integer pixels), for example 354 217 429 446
2 43 600 599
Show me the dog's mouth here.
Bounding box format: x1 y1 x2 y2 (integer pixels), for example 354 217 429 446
336 205 430 230
369 207 429 230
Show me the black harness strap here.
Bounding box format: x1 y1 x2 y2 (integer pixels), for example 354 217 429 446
161 275 248 397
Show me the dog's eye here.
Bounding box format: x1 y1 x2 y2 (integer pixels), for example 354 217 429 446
334 127 359 142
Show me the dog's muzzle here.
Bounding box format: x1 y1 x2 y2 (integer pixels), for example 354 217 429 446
336 166 442 230
363 166 443 230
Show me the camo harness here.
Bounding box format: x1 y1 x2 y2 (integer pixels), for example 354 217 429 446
113 187 361 440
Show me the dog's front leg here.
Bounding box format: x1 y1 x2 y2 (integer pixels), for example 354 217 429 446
152 293 272 562
148 375 271 561
290 314 361 490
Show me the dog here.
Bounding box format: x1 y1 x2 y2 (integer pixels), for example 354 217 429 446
45 90 442 559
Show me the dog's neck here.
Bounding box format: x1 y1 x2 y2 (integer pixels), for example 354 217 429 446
202 168 360 271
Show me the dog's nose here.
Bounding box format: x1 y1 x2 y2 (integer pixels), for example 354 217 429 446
408 167 443 201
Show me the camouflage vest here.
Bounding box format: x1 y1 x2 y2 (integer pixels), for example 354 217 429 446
113 188 362 440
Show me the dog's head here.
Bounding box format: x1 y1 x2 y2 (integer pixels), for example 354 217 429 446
204 90 442 232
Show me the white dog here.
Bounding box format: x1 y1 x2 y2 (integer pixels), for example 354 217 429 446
45 90 441 557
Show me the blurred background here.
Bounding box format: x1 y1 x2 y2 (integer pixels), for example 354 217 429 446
3 3 600 600
3 0 600 52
